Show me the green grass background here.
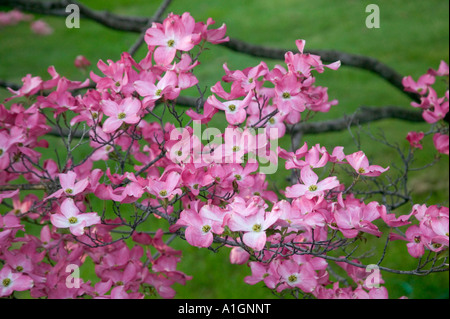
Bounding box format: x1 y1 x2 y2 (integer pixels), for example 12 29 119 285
0 0 448 299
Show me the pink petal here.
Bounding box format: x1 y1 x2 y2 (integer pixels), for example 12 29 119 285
243 231 266 251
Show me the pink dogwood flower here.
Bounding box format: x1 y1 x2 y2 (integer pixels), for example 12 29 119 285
102 97 141 133
333 199 383 238
433 133 449 155
196 17 229 44
285 166 340 199
147 171 182 200
6 74 42 101
427 60 449 77
74 55 91 70
207 91 253 125
402 73 435 95
345 151 389 177
0 265 33 297
405 225 426 258
227 206 281 251
145 12 201 66
45 171 89 200
170 203 225 248
406 131 425 149
50 198 101 236
276 259 318 293
30 20 53 35
134 70 180 109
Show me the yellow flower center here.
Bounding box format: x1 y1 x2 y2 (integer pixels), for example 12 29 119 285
308 185 318 192
65 188 73 194
68 217 78 224
282 92 291 99
167 39 175 47
202 225 211 233
252 224 262 232
358 168 366 174
2 278 11 287
228 104 236 112
159 190 168 197
117 112 126 120
288 274 297 283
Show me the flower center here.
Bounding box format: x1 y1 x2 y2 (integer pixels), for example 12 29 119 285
414 236 421 244
433 243 442 249
232 146 240 152
155 89 162 96
117 112 126 120
358 168 366 174
2 278 11 287
202 225 211 233
234 174 242 181
228 104 236 112
167 39 175 47
65 188 73 194
269 118 275 124
193 184 199 190
288 274 297 283
176 150 183 156
68 217 78 224
308 185 318 192
248 78 254 83
252 224 262 232
16 266 23 272
0 149 3 156
282 92 291 99
159 190 168 197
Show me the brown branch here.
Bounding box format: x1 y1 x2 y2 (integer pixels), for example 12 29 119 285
0 0 420 102
0 183 48 191
292 105 424 134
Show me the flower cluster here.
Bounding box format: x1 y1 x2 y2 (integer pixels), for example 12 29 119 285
0 11 448 299
403 61 449 155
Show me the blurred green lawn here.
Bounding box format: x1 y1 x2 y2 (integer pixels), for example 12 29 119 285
0 0 448 299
